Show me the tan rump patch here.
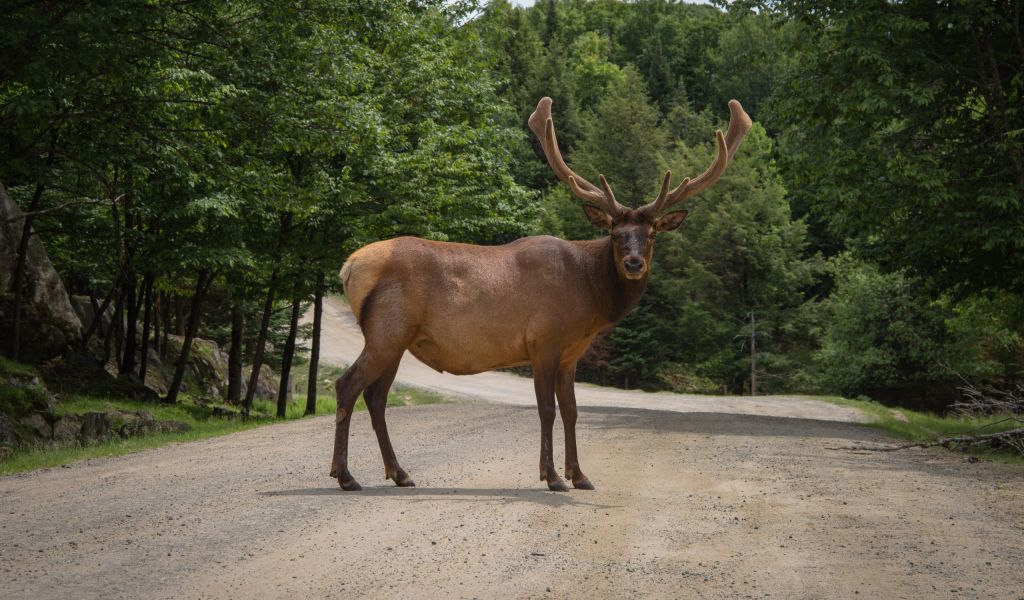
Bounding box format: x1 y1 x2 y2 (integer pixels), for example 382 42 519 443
342 240 396 326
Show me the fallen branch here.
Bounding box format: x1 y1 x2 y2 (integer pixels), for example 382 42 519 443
829 427 1024 455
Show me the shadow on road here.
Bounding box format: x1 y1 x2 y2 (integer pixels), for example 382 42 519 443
571 405 885 442
259 486 621 508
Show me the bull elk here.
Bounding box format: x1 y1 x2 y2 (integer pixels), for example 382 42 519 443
331 97 751 491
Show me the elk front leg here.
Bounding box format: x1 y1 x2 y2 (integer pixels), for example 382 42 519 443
555 364 594 490
533 358 568 492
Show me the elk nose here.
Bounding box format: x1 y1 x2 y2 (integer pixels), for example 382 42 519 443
623 257 645 273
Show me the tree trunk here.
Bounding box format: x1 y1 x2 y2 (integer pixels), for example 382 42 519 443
305 272 324 416
7 183 44 360
227 302 244 405
750 310 757 397
152 289 161 361
138 273 155 385
119 270 139 376
160 293 172 358
165 270 212 404
174 295 185 336
82 279 116 346
277 296 302 418
243 283 277 415
242 211 292 416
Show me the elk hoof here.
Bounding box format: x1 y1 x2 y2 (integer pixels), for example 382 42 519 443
547 479 570 492
339 478 362 491
572 477 595 491
393 472 416 487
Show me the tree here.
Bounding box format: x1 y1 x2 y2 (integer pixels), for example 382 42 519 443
769 0 1024 298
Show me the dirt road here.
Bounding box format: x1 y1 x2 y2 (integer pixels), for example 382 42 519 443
1 300 1022 599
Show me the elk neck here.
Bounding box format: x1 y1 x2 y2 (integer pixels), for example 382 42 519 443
581 236 648 325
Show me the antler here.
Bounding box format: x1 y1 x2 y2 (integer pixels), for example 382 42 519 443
529 97 626 217
640 100 752 217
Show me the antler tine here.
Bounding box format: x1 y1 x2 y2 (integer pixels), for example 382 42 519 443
640 100 752 217
529 97 624 216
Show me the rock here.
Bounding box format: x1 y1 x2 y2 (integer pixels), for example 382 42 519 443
19 413 52 439
0 182 83 361
70 295 114 339
52 414 82 443
156 420 190 434
80 412 114 442
0 413 17 446
242 363 280 403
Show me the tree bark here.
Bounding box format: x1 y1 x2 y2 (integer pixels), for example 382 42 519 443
243 283 277 415
750 311 757 397
227 302 244 405
165 270 212 404
174 295 185 336
7 183 44 360
119 270 139 376
138 273 155 385
242 212 292 416
82 278 116 346
152 289 161 361
277 295 303 418
305 272 324 416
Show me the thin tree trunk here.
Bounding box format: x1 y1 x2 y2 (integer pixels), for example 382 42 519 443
119 270 139 376
277 296 302 418
82 278 117 346
7 128 57 360
242 211 292 416
165 270 212 404
161 293 172 358
227 302 244 404
750 310 757 397
305 272 324 416
174 295 185 336
7 183 44 360
138 272 154 385
152 289 161 360
243 282 277 415
112 285 124 368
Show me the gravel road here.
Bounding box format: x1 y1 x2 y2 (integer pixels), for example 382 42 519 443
1 298 1021 599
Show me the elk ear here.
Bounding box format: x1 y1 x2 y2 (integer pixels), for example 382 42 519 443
582 204 614 230
655 210 688 232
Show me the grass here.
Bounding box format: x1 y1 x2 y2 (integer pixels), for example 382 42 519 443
1 363 449 476
820 395 1023 463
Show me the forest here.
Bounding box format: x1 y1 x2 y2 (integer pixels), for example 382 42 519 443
2 0 1022 413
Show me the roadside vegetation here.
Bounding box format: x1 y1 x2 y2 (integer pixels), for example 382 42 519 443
0 358 445 477
824 396 1023 463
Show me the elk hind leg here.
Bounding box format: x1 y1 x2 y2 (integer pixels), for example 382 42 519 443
331 348 403 491
364 361 415 487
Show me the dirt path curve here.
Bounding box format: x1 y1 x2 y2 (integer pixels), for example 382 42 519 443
1 300 1021 599
307 296 866 423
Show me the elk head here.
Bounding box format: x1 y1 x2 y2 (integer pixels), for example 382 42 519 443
529 97 752 281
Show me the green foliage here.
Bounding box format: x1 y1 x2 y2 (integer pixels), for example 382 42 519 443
769 0 1024 297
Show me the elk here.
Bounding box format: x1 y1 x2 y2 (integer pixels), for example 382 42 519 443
331 97 751 491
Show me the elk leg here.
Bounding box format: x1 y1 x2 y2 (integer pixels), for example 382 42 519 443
364 361 415 487
331 349 399 491
533 358 568 492
555 364 594 490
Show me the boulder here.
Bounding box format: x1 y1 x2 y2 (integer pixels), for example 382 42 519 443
52 414 82 443
0 182 83 361
19 413 52 439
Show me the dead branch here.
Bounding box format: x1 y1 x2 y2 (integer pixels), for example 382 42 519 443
829 427 1024 455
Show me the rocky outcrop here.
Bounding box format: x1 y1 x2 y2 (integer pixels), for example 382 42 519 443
143 336 279 403
0 182 82 361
